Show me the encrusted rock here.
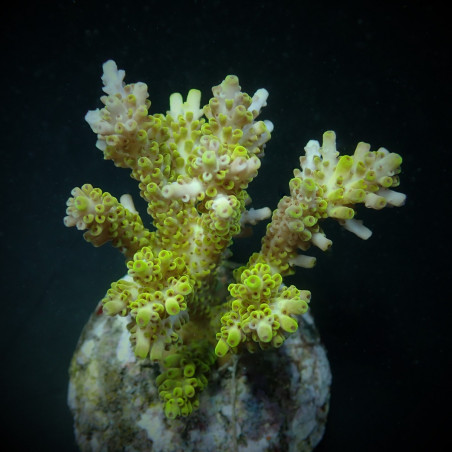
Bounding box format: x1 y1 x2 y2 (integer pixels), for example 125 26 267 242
68 303 331 452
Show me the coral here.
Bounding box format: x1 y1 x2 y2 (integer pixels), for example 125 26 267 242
64 60 405 419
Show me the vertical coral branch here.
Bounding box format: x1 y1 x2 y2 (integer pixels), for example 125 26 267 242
64 61 405 419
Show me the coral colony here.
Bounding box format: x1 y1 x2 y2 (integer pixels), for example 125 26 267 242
64 61 405 419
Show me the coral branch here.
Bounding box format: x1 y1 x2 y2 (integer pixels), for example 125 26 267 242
64 61 405 419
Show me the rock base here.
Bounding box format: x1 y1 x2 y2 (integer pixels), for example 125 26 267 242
68 304 331 451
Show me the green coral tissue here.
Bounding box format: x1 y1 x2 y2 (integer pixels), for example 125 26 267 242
64 60 406 419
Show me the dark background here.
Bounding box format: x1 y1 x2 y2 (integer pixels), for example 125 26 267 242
1 1 449 451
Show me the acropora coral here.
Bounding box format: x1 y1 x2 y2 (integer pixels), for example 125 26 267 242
64 61 406 419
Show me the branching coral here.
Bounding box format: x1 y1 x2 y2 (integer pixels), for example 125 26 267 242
64 61 405 419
